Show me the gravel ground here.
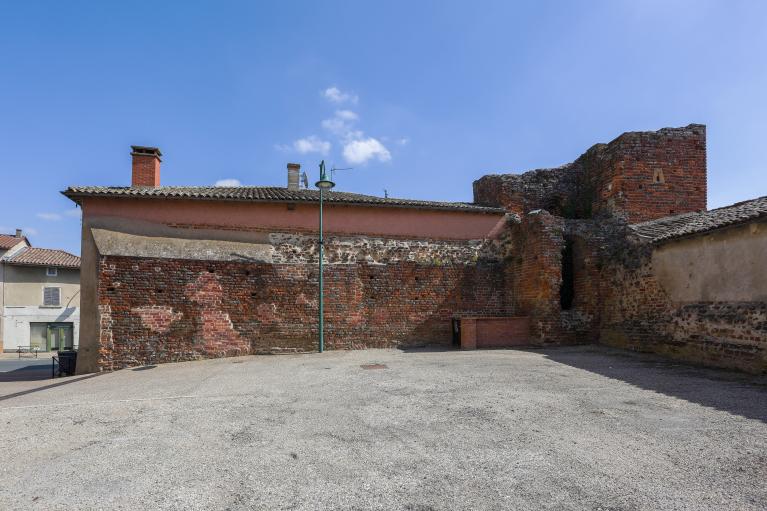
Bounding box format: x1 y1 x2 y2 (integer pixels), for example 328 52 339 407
1 345 765 510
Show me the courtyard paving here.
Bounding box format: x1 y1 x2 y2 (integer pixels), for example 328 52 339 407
0 346 765 510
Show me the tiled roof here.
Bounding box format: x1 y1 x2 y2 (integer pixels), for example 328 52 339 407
4 248 80 268
62 186 505 214
0 234 26 250
631 196 767 243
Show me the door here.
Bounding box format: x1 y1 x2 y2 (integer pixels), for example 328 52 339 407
47 323 74 351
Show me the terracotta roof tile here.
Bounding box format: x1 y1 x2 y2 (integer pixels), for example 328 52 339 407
631 196 767 243
4 248 80 268
0 234 26 250
62 186 505 214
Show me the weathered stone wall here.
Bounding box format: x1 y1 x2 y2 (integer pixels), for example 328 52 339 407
498 210 767 373
600 271 767 372
93 233 509 370
473 124 707 223
597 228 767 373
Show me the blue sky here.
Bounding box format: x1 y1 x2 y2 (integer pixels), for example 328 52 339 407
1 1 766 255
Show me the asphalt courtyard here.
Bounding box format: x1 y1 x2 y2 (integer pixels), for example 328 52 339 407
1 346 766 510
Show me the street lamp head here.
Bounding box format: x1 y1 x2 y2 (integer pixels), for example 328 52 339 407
315 179 335 190
316 160 335 190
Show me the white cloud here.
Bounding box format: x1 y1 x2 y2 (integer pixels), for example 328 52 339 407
36 213 62 221
397 137 409 146
342 137 391 165
214 178 242 187
335 110 358 121
321 110 359 137
322 86 358 105
22 227 39 236
293 136 331 155
64 208 82 218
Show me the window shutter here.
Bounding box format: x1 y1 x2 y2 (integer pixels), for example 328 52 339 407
43 287 61 306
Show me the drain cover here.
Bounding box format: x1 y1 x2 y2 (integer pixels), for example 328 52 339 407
361 363 387 370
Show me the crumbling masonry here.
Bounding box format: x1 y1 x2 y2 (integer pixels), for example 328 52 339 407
64 124 767 374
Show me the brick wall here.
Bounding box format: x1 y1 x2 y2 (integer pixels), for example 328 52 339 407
473 166 574 217
593 124 707 222
473 124 706 223
502 211 571 344
94 244 509 370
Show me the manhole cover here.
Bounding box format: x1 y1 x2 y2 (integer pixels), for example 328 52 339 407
361 363 387 370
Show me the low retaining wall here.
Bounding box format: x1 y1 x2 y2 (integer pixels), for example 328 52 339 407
460 317 531 349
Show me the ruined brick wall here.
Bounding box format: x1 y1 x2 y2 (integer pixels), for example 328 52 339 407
94 233 509 370
502 211 571 344
473 124 707 223
559 219 615 342
597 233 767 374
592 124 706 222
473 166 575 217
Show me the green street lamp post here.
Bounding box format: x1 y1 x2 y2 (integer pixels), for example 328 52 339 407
315 160 335 353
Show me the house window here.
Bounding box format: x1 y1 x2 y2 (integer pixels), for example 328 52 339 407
46 267 58 276
43 287 61 307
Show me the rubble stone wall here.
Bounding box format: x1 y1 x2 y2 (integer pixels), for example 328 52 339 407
597 227 767 373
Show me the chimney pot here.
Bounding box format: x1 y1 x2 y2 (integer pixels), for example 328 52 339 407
131 145 162 187
15 228 22 238
287 163 300 190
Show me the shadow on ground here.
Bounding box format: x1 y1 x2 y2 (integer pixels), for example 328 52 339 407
0 373 102 402
0 359 55 382
537 345 767 423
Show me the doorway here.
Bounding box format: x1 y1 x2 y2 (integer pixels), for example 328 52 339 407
29 322 74 351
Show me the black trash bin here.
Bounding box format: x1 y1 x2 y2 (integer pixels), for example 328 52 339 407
58 350 78 376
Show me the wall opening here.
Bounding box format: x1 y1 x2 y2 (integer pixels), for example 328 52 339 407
560 238 575 310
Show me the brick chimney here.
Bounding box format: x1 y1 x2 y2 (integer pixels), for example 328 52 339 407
15 228 22 238
131 146 162 187
287 163 300 190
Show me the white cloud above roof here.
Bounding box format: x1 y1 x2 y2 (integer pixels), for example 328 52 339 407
322 86 358 105
293 136 331 155
214 178 242 187
343 137 391 165
322 110 359 136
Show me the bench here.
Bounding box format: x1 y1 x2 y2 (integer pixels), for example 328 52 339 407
16 346 40 358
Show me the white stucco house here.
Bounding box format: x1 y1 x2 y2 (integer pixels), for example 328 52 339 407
0 230 80 352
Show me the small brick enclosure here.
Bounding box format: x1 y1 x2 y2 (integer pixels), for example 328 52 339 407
65 124 767 374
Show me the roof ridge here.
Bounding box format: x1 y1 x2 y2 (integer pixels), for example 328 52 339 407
5 246 80 268
61 186 505 214
706 195 767 213
630 194 767 243
21 246 78 255
631 210 699 227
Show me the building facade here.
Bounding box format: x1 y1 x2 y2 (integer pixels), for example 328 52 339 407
0 231 81 352
64 126 766 374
